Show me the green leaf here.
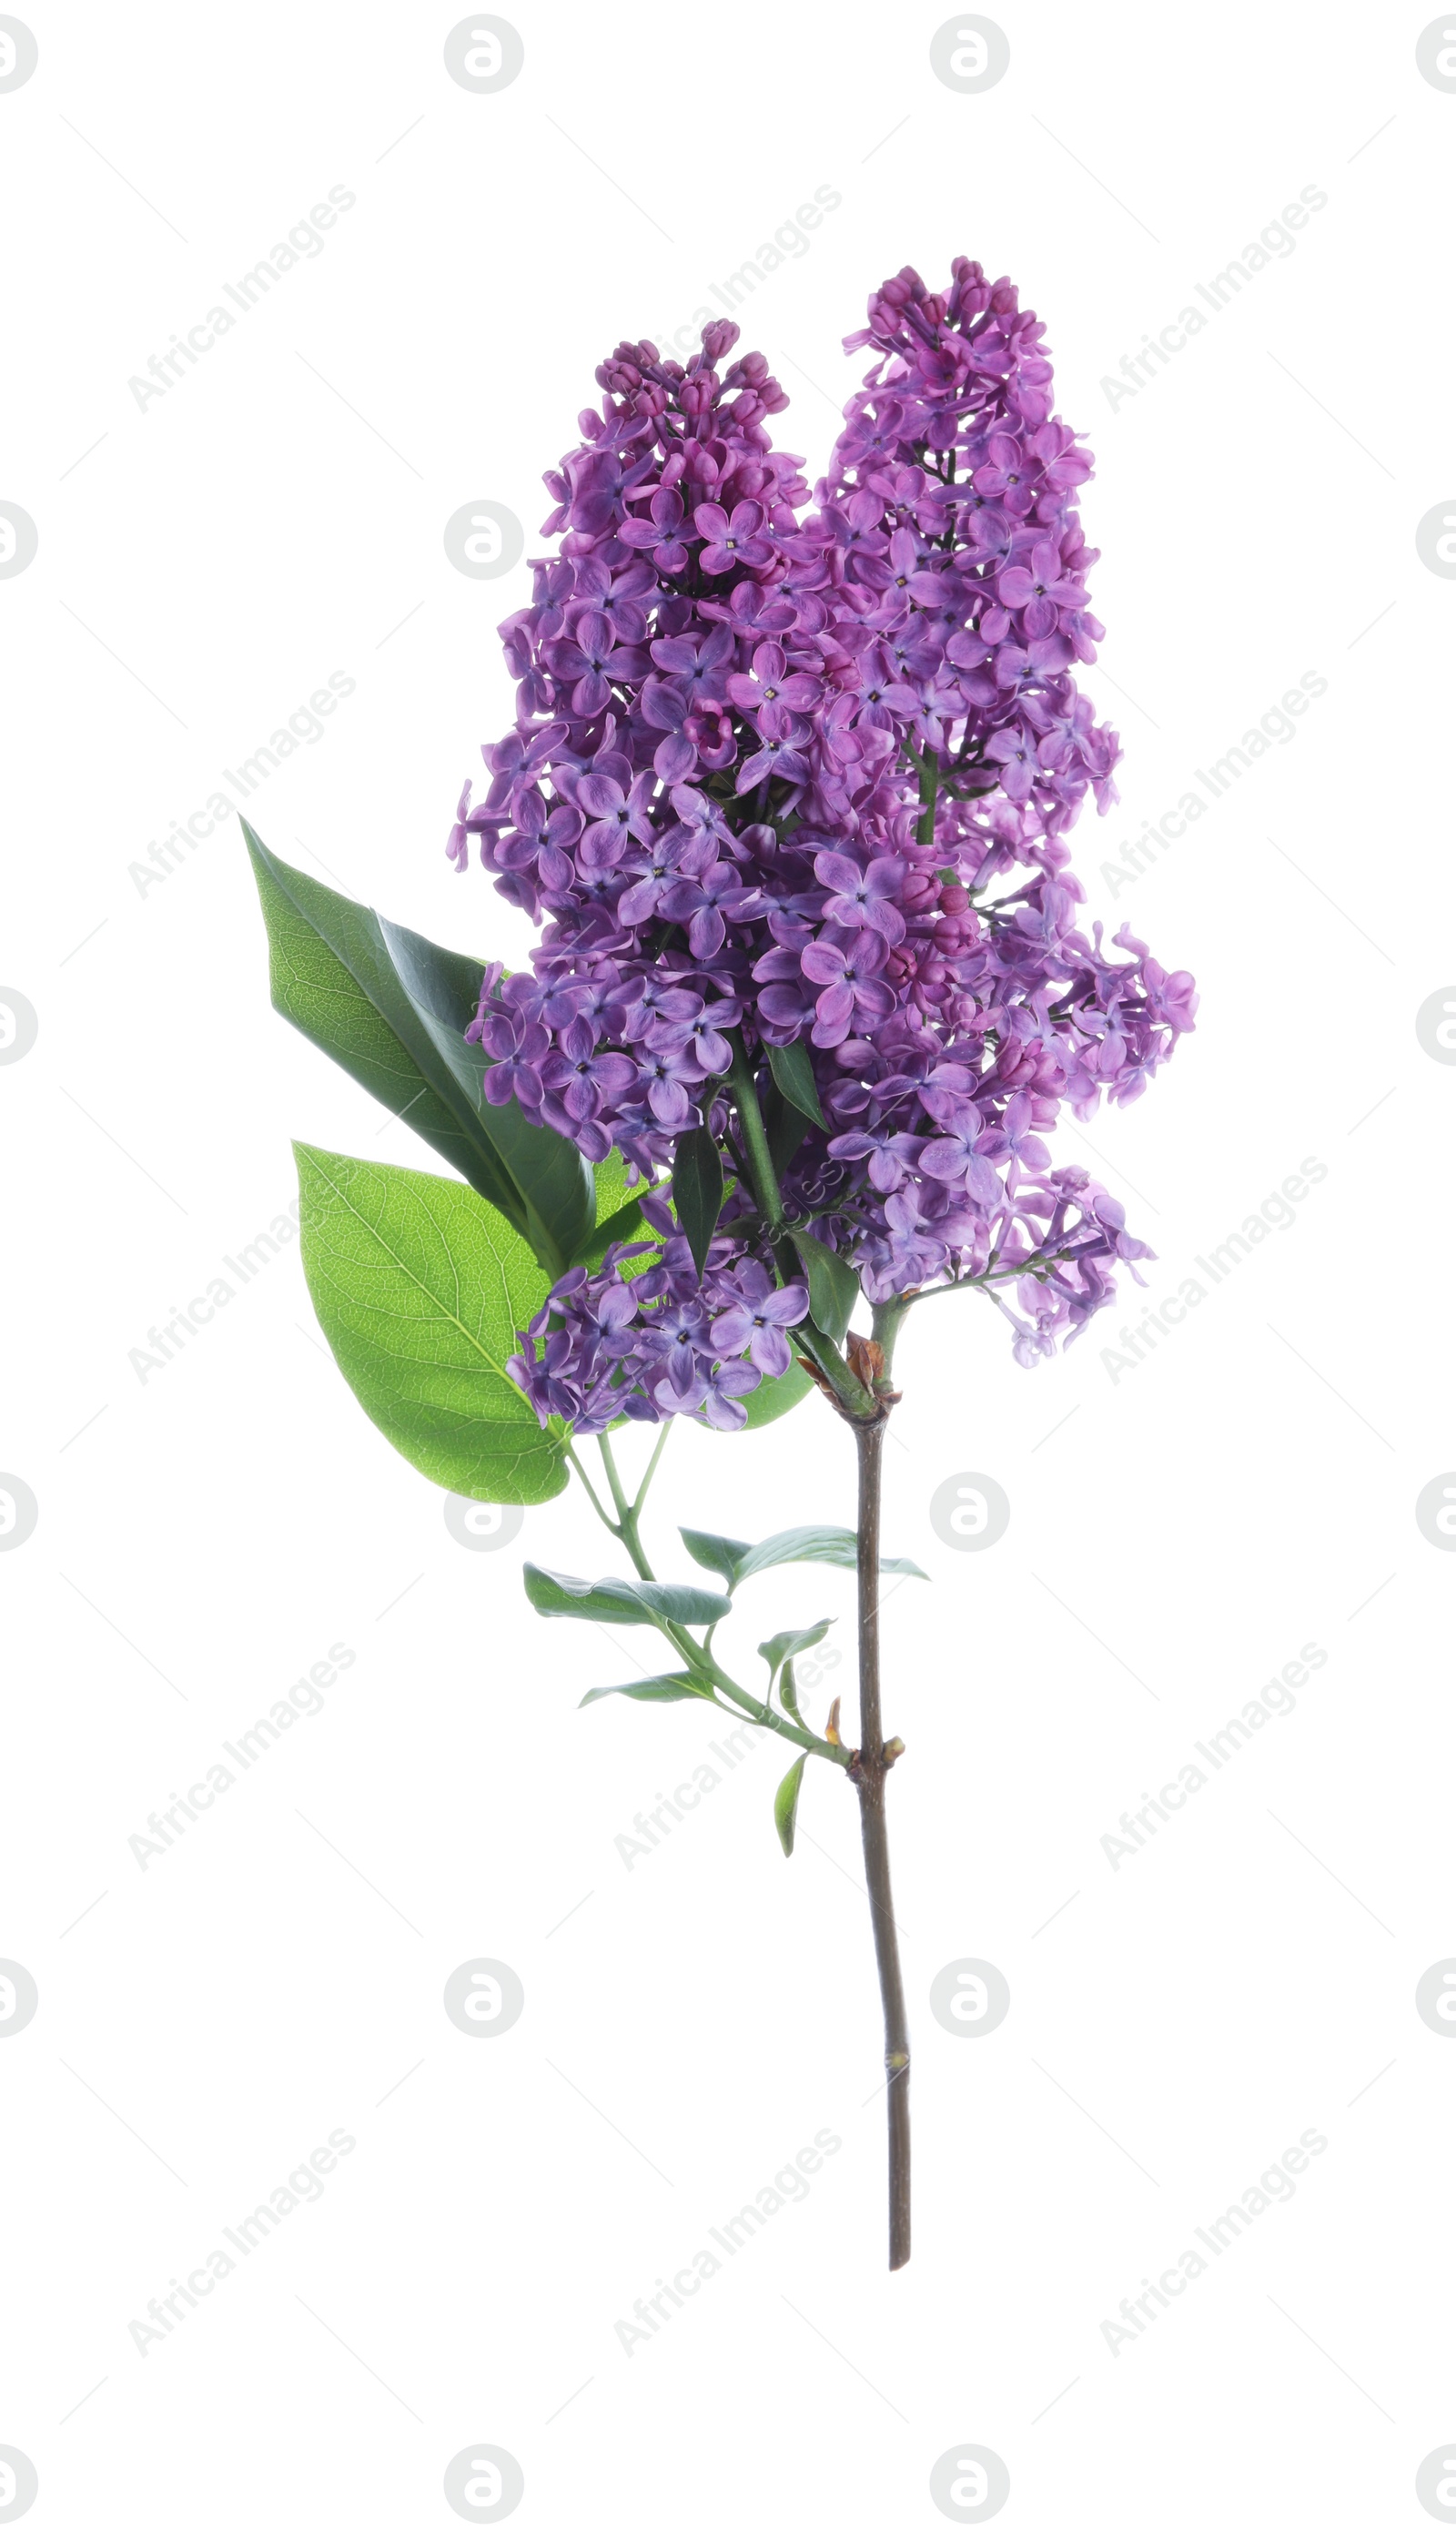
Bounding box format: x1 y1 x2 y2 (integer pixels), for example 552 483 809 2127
779 1657 807 1728
581 1674 707 1707
774 1753 807 1857
680 1528 752 1587
672 1125 724 1277
243 825 593 1275
294 1142 567 1503
522 1564 731 1626
758 1618 832 1679
685 1523 926 1592
763 1081 813 1180
767 1039 827 1131
790 1229 859 1345
738 1355 814 1430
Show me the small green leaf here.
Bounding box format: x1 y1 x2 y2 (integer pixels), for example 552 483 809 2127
581 1675 707 1707
790 1229 859 1344
684 1523 926 1592
767 1039 827 1131
522 1565 731 1626
294 1143 567 1503
672 1125 724 1276
738 1356 814 1430
680 1527 752 1586
758 1618 832 1679
774 1753 807 1857
763 1081 813 1180
779 1657 806 1727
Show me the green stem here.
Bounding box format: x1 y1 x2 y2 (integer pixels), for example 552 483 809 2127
726 1031 876 1421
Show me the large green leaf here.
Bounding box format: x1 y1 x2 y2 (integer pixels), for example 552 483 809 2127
790 1229 859 1345
521 1565 731 1626
244 825 594 1275
294 1142 567 1503
682 1523 925 1590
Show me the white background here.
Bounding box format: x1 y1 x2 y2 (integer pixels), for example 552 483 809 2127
4 3 1455 2531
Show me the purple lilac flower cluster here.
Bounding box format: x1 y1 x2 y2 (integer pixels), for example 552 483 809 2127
452 264 1196 1430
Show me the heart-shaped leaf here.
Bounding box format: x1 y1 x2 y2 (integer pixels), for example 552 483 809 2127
295 1143 567 1503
